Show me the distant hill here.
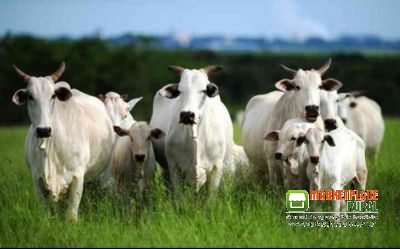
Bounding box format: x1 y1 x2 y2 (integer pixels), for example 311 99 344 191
105 33 400 52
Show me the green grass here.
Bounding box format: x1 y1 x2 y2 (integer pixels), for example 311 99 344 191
0 120 400 247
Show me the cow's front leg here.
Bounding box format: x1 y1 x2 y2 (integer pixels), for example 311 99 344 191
100 160 116 192
208 161 223 192
66 174 84 222
195 167 207 192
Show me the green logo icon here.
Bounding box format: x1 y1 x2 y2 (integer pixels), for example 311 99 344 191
286 190 309 212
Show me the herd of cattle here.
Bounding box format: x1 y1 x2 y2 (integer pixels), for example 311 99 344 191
10 59 384 221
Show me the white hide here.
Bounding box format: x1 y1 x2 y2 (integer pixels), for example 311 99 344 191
242 64 341 186
18 78 115 221
102 91 142 129
150 68 235 191
302 127 368 216
338 93 384 157
100 91 143 192
264 117 324 191
112 122 161 199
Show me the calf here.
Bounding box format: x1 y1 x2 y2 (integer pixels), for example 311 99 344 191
241 59 342 186
297 127 368 215
264 117 325 191
113 122 164 200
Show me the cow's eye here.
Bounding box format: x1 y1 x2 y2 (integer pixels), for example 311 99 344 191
290 137 296 141
295 85 300 90
28 95 34 101
51 94 56 99
336 99 339 103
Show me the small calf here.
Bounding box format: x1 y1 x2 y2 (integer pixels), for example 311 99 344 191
264 117 324 190
113 122 164 201
296 126 367 215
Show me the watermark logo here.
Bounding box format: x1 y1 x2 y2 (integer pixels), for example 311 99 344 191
286 190 309 212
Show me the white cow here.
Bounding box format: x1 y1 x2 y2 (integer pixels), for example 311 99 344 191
112 122 164 200
296 126 368 215
264 117 324 191
241 59 342 185
98 91 143 190
11 63 115 221
150 65 235 192
98 91 142 129
319 88 346 131
338 92 385 158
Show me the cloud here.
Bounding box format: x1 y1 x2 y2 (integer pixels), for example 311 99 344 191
270 0 330 40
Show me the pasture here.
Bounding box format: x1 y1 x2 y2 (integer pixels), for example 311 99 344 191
0 120 399 247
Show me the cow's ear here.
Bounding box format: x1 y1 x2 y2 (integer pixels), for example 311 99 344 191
324 135 335 146
159 84 180 99
55 86 72 101
275 79 295 91
150 128 165 139
12 89 28 105
321 78 342 91
264 130 280 141
296 135 306 146
350 101 357 108
127 97 143 111
98 94 106 102
205 83 219 97
113 126 129 137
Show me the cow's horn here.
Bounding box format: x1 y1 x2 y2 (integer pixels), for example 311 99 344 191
168 65 184 75
203 65 223 75
49 62 66 82
13 65 31 81
280 64 297 74
317 58 332 76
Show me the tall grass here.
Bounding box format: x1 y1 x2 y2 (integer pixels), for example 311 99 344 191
0 120 399 247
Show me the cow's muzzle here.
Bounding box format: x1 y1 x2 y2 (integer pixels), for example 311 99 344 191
36 127 52 138
275 152 283 160
179 111 196 125
135 154 146 163
310 156 319 165
324 119 338 131
305 105 319 122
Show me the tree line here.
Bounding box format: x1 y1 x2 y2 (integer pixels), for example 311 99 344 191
1 35 399 125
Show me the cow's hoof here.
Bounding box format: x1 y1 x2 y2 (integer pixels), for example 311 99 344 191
66 212 78 223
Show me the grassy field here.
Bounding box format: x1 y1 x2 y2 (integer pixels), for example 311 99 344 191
0 120 399 247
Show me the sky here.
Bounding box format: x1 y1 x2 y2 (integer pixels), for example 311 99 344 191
1 0 399 40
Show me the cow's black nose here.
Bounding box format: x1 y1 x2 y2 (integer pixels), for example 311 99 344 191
341 118 347 124
324 119 338 131
310 156 319 165
305 105 319 122
305 105 319 114
179 111 196 125
135 154 145 162
275 152 283 160
36 127 51 138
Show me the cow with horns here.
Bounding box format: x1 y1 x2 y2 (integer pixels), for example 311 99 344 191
241 59 342 186
11 63 115 221
150 65 236 192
